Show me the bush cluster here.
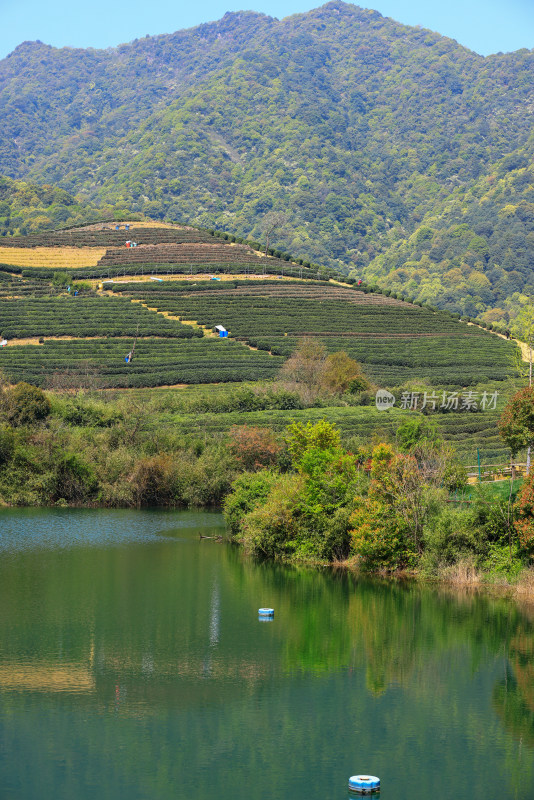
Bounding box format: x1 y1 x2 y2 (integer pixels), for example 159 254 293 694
224 418 525 577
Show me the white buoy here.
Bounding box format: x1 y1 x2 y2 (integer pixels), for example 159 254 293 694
258 607 274 617
348 775 380 794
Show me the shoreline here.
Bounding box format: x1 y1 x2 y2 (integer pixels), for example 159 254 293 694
3 498 534 605
229 532 534 604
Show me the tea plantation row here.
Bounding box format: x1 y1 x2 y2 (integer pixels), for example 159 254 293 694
107 289 512 387
149 404 508 463
0 298 197 339
0 279 57 298
111 279 404 306
0 281 515 391
117 293 474 336
7 261 332 282
0 227 216 248
0 338 282 387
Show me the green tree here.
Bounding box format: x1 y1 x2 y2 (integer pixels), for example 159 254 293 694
286 419 340 465
223 470 280 536
395 416 442 453
499 387 534 461
260 211 288 254
4 382 51 427
350 443 445 569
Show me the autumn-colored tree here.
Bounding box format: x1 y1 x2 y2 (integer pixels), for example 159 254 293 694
130 454 177 507
280 339 369 401
499 386 534 459
350 495 408 570
280 338 327 400
514 473 534 554
229 425 282 471
320 351 370 394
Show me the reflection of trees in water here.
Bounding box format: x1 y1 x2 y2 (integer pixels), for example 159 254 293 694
494 633 534 748
349 583 534 700
231 554 534 709
4 525 534 749
492 654 534 797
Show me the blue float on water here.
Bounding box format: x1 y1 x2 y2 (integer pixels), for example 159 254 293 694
258 608 274 617
348 775 380 794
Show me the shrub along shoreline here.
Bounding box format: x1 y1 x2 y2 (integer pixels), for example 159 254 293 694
1 377 534 598
223 416 534 598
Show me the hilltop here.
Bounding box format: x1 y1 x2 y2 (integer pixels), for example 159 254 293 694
1 2 534 324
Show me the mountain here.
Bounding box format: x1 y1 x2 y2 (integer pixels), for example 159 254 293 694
1 1 534 324
0 176 101 236
362 141 534 324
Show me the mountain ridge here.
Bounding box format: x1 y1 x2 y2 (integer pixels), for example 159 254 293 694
2 2 534 326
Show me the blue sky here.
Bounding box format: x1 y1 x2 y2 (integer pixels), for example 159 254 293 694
0 0 533 59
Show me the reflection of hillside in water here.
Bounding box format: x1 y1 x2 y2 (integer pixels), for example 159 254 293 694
493 633 534 748
3 513 534 800
0 571 273 712
0 661 95 693
0 649 271 712
1 509 534 751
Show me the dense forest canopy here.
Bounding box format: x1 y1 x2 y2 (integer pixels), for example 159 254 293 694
0 176 102 236
1 1 534 323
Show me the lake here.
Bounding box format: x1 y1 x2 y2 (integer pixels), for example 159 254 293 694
0 507 533 799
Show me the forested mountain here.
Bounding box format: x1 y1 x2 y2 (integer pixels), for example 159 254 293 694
0 176 101 236
1 1 534 323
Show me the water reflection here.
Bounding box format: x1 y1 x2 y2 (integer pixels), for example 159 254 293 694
0 660 95 693
0 509 533 799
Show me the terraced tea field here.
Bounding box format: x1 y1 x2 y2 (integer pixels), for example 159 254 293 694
0 221 519 461
0 223 216 248
0 297 196 339
0 221 324 281
0 246 106 270
138 390 508 463
112 280 514 389
0 338 282 388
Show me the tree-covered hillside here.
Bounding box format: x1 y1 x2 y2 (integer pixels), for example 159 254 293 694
362 141 534 324
0 176 102 236
1 1 534 322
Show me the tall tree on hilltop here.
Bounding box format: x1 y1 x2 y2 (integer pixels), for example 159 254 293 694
260 212 287 255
